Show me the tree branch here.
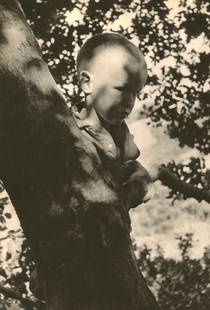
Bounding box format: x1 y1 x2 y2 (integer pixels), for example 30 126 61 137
154 166 210 203
0 1 160 309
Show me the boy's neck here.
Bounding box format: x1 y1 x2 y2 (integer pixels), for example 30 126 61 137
97 113 123 132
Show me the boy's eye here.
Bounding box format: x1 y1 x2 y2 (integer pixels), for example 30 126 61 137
115 86 141 96
115 86 126 92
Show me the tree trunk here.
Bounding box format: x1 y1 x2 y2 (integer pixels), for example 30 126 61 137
0 1 160 309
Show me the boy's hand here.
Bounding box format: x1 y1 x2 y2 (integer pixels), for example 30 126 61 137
121 161 153 210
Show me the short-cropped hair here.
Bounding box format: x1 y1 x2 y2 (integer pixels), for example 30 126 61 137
76 32 137 73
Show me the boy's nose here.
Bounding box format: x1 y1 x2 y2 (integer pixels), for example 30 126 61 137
125 90 136 100
122 92 135 108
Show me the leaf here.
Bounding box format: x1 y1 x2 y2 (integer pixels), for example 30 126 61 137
4 213 12 219
0 197 9 205
6 252 12 261
0 216 6 224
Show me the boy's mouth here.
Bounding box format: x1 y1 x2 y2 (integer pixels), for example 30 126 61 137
117 111 129 118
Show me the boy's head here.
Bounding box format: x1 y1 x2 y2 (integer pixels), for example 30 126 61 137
77 33 147 126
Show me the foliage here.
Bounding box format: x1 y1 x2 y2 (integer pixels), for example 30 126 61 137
0 183 10 233
19 0 210 153
165 157 209 200
0 183 35 309
137 233 210 310
135 0 210 153
19 0 210 198
0 234 37 309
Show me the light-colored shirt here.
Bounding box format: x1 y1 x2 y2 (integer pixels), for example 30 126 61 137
71 104 140 165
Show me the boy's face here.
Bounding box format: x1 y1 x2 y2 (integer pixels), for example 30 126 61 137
82 46 147 126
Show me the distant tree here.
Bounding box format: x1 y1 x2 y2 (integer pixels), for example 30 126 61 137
137 234 210 310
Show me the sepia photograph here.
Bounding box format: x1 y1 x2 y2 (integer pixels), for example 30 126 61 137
0 0 209 309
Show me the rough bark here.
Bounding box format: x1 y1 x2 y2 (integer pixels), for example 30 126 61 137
0 1 160 309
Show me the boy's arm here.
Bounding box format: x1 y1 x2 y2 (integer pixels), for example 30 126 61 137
121 160 153 210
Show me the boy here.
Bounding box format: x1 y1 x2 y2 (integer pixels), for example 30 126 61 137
71 32 153 210
30 33 153 298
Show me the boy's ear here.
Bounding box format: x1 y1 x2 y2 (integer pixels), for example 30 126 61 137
79 71 92 94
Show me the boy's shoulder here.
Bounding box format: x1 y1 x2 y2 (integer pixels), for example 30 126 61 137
71 104 140 162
